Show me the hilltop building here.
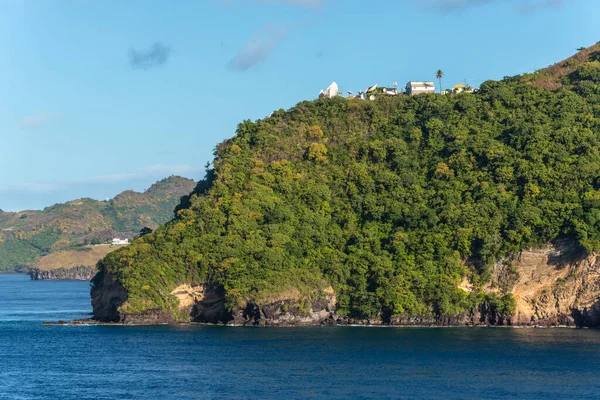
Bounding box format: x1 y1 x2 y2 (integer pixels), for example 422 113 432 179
452 83 477 94
406 82 435 96
112 238 129 245
319 82 339 99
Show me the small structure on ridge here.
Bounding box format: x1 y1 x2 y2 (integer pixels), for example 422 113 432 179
319 82 339 99
406 81 435 96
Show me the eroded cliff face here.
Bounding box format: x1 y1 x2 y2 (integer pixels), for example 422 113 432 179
91 269 177 324
91 240 600 326
171 284 338 326
28 265 96 281
488 239 600 327
91 269 129 323
229 289 337 327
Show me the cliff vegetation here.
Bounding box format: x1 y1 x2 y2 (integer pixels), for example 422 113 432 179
97 44 600 323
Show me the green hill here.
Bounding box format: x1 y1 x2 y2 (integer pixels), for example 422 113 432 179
0 176 196 272
95 44 600 323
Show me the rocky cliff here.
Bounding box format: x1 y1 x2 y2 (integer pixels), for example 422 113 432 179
89 49 600 326
92 275 339 326
486 239 600 327
28 265 97 280
90 240 600 327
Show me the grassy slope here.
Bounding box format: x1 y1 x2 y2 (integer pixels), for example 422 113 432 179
34 245 126 271
524 42 600 90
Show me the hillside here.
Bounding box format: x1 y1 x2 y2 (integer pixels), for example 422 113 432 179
93 46 600 326
27 245 127 280
34 246 126 271
0 176 196 272
524 42 600 91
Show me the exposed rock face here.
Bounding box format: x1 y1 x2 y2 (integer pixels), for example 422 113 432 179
91 269 128 323
28 265 97 281
171 284 338 326
90 240 600 326
489 239 600 327
191 285 233 324
172 284 205 313
91 269 175 324
92 280 339 326
120 309 175 325
228 291 337 326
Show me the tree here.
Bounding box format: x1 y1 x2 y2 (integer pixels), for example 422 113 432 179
436 70 444 94
97 63 600 323
139 227 153 237
577 47 586 51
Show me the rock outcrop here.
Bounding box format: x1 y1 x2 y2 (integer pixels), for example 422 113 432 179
90 240 600 327
177 284 338 326
488 239 600 327
28 265 97 281
92 278 339 326
91 269 129 323
227 290 337 327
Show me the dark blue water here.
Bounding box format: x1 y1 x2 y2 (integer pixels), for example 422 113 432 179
2 274 600 399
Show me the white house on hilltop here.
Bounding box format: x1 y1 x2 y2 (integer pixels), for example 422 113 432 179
407 81 435 96
112 238 129 245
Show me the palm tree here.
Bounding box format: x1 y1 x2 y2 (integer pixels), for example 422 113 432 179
436 70 444 94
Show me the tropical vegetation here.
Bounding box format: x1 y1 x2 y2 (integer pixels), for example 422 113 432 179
99 44 600 320
0 176 196 271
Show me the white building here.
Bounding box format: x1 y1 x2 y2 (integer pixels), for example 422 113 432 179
406 81 435 96
319 82 339 99
112 238 129 245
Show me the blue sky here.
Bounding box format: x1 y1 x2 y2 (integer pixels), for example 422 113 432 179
0 0 598 211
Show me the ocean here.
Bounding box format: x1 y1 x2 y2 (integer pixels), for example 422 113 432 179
1 273 600 399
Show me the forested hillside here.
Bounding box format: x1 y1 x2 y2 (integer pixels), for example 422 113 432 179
97 44 600 322
0 176 196 271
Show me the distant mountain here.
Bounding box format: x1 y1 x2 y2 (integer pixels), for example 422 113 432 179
0 176 196 272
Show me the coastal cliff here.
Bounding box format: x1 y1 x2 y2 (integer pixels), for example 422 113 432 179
90 240 600 326
486 239 600 327
28 265 96 281
90 45 600 327
27 245 125 281
91 273 339 326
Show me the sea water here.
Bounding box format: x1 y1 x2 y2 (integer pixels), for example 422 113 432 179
1 273 600 399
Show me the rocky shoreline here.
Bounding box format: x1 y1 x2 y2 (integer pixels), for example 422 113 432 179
85 291 599 328
28 266 96 281
46 317 589 328
85 237 600 329
90 242 600 328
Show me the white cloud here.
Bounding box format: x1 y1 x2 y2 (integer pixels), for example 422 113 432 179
422 0 567 12
0 165 203 193
262 0 324 7
18 112 62 129
518 0 564 13
0 182 60 193
229 23 287 71
222 0 326 8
